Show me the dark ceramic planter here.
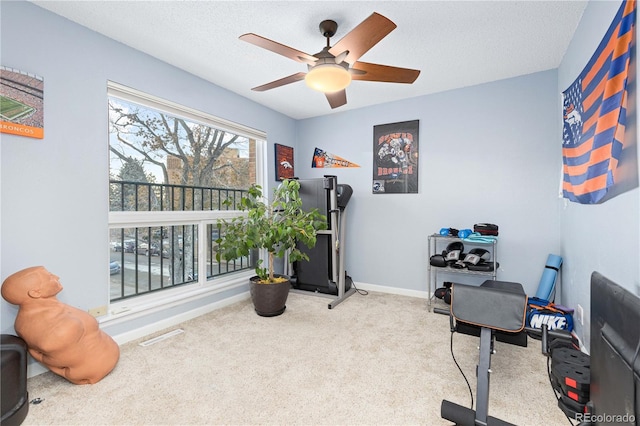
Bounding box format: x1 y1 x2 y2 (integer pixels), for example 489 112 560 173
249 275 291 317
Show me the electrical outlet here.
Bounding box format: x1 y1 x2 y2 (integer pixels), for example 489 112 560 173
576 304 584 325
88 305 107 317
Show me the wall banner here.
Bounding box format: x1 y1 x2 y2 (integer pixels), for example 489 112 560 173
311 147 360 168
561 0 636 204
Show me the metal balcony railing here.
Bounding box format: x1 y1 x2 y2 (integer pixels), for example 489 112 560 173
109 180 248 212
109 180 253 302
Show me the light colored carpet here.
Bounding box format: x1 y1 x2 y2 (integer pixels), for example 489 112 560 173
23 290 568 425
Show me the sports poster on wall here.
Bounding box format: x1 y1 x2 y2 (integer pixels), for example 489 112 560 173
311 147 360 168
372 119 419 194
274 143 294 181
0 66 44 139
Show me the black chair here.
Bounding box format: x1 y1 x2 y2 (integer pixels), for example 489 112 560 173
1 334 29 426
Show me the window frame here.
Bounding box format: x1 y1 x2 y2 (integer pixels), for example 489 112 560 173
106 82 267 323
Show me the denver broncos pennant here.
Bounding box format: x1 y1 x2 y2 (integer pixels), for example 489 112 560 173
311 147 360 168
562 0 636 204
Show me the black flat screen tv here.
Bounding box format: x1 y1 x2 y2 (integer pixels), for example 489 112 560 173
589 271 640 425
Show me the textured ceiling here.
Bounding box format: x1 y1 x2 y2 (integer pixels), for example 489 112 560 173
31 1 588 120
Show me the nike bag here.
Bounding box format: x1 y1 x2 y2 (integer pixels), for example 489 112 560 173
526 297 574 332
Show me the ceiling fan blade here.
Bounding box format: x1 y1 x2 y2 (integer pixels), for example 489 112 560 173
251 72 307 92
325 90 347 109
351 61 420 84
328 13 396 65
239 33 317 65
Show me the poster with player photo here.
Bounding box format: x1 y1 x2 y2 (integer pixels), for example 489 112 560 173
274 143 294 181
372 120 419 194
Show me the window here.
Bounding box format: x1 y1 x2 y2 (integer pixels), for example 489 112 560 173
107 82 265 306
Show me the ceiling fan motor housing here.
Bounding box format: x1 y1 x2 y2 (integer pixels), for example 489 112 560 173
319 20 338 38
310 47 348 68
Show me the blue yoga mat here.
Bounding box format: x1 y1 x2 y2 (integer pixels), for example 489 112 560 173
535 254 563 300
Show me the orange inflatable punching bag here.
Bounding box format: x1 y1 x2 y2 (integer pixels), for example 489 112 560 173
1 266 120 384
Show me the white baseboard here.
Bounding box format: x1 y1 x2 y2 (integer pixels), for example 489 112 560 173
27 362 50 379
111 292 250 345
353 281 429 299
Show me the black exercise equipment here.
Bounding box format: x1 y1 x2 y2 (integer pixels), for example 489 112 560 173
1 334 29 426
474 223 499 236
578 272 640 425
434 282 452 304
436 280 528 426
535 325 591 420
290 176 355 309
431 244 499 272
467 262 499 272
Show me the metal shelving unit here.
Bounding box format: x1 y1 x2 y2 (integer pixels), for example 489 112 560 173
427 234 498 310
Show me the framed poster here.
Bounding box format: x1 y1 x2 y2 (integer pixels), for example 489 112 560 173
0 65 44 139
274 143 294 181
372 120 419 194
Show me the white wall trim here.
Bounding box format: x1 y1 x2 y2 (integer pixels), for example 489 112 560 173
353 281 429 299
26 362 49 380
111 291 250 345
104 273 252 326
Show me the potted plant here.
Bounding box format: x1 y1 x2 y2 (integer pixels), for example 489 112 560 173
216 179 327 316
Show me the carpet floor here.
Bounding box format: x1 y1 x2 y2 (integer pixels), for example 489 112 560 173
22 290 569 425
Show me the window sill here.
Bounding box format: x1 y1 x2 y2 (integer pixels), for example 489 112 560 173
99 271 253 327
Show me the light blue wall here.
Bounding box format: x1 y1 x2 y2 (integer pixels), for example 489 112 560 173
558 0 639 349
0 1 297 335
2 0 638 355
296 70 562 296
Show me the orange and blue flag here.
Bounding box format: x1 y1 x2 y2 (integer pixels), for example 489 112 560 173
562 0 636 204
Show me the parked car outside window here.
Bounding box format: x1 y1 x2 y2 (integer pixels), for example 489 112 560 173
109 261 121 275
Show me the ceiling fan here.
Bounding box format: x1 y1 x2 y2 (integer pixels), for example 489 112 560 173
239 12 421 109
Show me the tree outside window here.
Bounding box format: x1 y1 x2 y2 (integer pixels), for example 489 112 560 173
108 92 259 300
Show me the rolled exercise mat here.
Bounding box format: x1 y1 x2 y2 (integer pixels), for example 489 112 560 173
535 254 563 301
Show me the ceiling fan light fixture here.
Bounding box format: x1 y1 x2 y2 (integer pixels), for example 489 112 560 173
305 64 352 93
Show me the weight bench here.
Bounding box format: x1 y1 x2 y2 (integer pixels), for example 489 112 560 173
436 280 528 426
